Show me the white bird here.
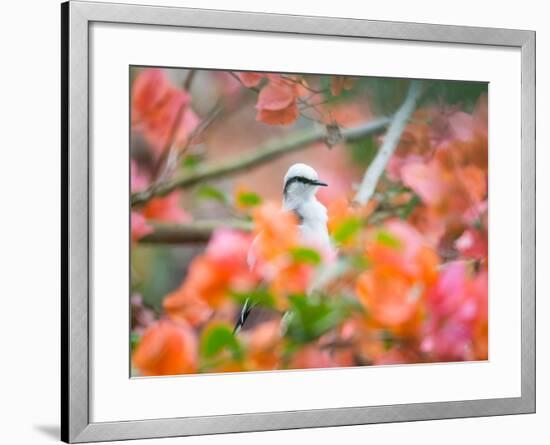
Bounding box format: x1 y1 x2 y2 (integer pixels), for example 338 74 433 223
234 163 331 334
281 163 331 250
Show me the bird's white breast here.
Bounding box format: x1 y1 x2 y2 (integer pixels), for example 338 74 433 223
296 198 331 250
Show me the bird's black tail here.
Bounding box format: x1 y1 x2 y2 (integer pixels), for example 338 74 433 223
233 297 254 334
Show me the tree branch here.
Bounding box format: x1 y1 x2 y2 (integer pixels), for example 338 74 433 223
140 220 253 244
132 117 391 206
353 80 423 205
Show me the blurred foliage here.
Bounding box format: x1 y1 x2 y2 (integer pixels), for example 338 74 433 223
200 323 244 361
285 294 349 345
346 136 379 167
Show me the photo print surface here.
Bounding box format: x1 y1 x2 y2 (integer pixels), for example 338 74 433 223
129 67 488 377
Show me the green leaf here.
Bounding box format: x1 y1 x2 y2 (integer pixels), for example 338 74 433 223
381 330 394 351
290 247 322 265
200 323 244 361
397 194 420 220
349 253 371 271
376 230 402 248
181 154 203 169
346 136 378 167
236 191 263 208
332 217 362 244
196 185 227 204
285 294 348 344
130 332 140 352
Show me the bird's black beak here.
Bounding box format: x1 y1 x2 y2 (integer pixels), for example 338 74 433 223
313 180 328 187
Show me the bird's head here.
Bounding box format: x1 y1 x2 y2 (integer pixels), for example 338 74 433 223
283 163 327 205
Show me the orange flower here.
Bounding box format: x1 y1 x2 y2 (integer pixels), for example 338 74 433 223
357 269 418 328
179 256 231 309
132 319 197 376
251 202 299 262
355 220 439 334
269 262 314 310
249 202 311 308
163 285 213 326
246 320 282 370
289 345 336 370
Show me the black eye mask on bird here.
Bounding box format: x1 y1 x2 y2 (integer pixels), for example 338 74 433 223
283 176 327 194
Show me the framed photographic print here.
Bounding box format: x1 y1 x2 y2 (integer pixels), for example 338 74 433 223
61 1 535 442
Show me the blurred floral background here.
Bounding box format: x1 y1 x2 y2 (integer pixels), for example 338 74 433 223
130 67 488 376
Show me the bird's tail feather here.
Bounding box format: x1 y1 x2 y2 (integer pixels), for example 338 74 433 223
233 297 254 335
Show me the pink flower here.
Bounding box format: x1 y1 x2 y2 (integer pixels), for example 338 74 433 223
131 211 153 242
421 262 488 361
142 191 192 223
455 228 488 260
206 228 253 274
401 161 446 206
131 160 149 192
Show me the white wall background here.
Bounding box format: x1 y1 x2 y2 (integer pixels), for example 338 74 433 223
0 0 545 444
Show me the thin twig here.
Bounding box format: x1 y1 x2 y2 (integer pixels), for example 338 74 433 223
154 101 224 185
229 71 327 124
280 75 323 94
183 69 197 91
353 80 423 205
140 219 253 244
131 117 391 207
151 102 188 180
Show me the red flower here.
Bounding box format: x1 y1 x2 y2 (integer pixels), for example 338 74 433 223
256 77 301 125
131 68 199 155
142 191 191 223
131 68 171 123
234 72 264 88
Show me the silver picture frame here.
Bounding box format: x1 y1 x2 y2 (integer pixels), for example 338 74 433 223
61 1 536 442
